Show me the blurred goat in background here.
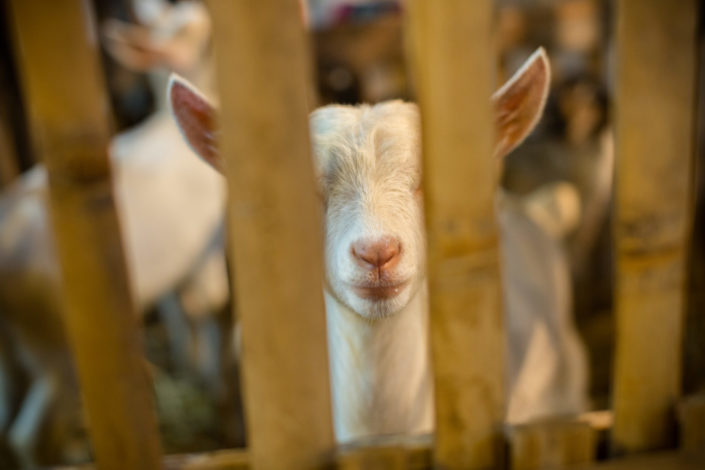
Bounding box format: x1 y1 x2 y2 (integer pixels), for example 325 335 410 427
0 0 230 466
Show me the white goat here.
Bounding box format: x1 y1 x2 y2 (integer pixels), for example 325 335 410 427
0 1 228 465
168 48 587 443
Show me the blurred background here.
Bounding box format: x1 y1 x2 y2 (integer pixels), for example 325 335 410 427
0 0 702 468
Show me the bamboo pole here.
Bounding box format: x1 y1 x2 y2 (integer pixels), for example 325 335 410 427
8 1 163 469
612 0 697 453
406 1 504 468
204 1 335 468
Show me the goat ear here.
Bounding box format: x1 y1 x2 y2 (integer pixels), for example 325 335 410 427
492 48 551 159
167 74 222 172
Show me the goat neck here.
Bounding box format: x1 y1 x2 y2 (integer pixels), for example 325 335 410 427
324 283 433 443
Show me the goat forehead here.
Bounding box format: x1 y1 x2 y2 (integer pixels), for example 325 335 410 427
311 102 422 188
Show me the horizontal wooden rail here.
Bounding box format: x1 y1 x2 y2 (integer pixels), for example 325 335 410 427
59 450 704 470
508 418 595 470
57 405 705 470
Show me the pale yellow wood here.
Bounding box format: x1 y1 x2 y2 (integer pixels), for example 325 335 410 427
406 1 503 468
204 1 334 469
612 0 697 453
7 1 163 469
508 417 596 470
60 448 705 470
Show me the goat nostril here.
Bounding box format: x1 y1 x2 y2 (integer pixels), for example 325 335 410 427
378 243 399 265
351 237 401 269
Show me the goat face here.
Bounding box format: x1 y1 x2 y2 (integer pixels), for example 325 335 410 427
167 48 551 318
310 102 426 319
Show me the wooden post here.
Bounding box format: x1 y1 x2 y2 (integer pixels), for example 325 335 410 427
8 1 163 469
406 1 504 468
612 0 698 453
205 1 335 469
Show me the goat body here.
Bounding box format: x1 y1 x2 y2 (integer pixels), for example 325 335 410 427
169 48 588 443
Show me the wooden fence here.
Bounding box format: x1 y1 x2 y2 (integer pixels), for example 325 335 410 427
5 0 704 469
8 1 162 470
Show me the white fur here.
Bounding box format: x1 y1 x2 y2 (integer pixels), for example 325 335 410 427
310 101 587 442
325 287 433 441
499 192 588 423
311 103 432 441
311 102 425 320
0 2 225 314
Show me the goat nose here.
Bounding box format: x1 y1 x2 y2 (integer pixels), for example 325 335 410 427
351 237 401 269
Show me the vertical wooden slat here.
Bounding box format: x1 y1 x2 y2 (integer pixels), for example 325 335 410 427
406 1 504 468
8 1 163 469
612 0 698 453
205 1 335 469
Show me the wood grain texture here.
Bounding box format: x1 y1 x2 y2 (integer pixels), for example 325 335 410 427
7 1 163 469
612 0 697 453
406 1 504 468
204 1 335 468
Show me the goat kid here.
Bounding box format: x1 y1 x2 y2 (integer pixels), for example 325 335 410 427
168 48 588 443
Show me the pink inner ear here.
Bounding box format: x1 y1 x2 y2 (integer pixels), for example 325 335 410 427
493 52 549 159
170 81 220 170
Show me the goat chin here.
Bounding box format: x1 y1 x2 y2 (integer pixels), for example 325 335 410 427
328 277 420 321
